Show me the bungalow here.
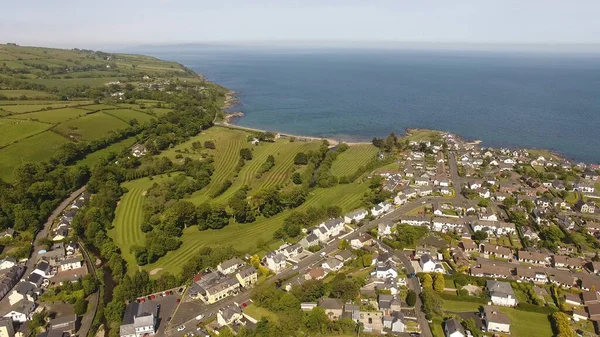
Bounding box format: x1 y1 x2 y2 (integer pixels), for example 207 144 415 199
573 309 588 321
582 291 600 305
335 250 354 263
584 169 599 181
477 189 491 199
553 255 584 270
517 250 549 266
371 202 392 217
470 263 512 279
469 181 483 190
318 298 344 321
59 258 82 272
344 208 368 224
452 248 470 269
350 233 372 249
431 217 463 233
414 177 430 186
398 216 430 227
477 208 498 222
481 245 512 259
417 187 434 197
305 267 326 281
460 240 478 254
483 305 511 334
322 258 343 272
588 303 600 321
548 272 576 289
471 221 515 236
439 186 452 195
264 252 286 273
580 275 600 292
403 188 418 199
515 267 547 283
565 293 582 306
487 280 517 306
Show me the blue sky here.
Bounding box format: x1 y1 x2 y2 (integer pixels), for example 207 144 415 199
1 0 599 49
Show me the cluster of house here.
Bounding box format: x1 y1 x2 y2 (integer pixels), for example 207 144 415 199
189 258 257 304
301 294 408 334
51 192 89 242
443 305 511 337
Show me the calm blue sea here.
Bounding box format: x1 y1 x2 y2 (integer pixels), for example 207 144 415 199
135 46 600 163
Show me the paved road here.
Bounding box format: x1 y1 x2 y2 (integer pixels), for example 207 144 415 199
165 199 448 337
0 186 87 309
378 240 432 337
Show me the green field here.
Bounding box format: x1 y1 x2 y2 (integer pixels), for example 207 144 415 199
53 113 130 141
0 102 92 114
109 175 178 271
75 136 138 167
12 107 91 123
139 181 368 276
161 126 321 204
0 119 51 147
0 89 55 99
103 108 156 124
0 131 71 181
25 77 128 89
330 144 378 178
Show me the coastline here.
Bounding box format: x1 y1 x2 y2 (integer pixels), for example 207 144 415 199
220 93 570 161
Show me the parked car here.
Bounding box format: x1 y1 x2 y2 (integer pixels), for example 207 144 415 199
177 325 185 331
196 314 204 320
292 265 298 270
320 252 326 257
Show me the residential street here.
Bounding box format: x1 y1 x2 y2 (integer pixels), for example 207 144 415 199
165 198 447 337
0 185 87 310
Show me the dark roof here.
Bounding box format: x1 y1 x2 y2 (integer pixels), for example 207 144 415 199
50 315 76 331
318 298 343 310
122 302 157 325
445 318 464 334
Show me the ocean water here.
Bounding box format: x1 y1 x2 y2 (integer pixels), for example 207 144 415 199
137 46 600 163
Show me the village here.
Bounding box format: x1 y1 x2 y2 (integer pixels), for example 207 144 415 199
1 130 600 337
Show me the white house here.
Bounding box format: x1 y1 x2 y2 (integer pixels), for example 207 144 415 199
3 299 35 323
31 260 53 278
320 218 345 238
378 223 393 237
394 193 407 205
431 217 463 233
478 208 498 222
344 209 368 224
414 177 430 186
486 280 517 307
374 262 398 279
419 254 437 273
217 258 245 275
350 233 372 249
119 302 157 337
264 252 286 273
371 202 392 217
322 258 343 272
483 306 511 334
444 318 465 337
59 258 82 272
0 258 17 271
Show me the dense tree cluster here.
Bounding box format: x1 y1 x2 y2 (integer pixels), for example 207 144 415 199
276 205 342 239
371 132 409 153
383 224 429 250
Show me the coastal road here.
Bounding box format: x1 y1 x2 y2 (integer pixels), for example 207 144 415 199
0 186 87 310
165 198 446 337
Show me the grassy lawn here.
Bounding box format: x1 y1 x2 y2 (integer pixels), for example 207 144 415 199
242 305 279 322
405 129 441 142
330 144 378 178
499 307 553 337
442 300 481 313
0 131 71 181
0 118 52 147
430 317 445 337
0 101 92 115
405 205 427 216
0 89 55 99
